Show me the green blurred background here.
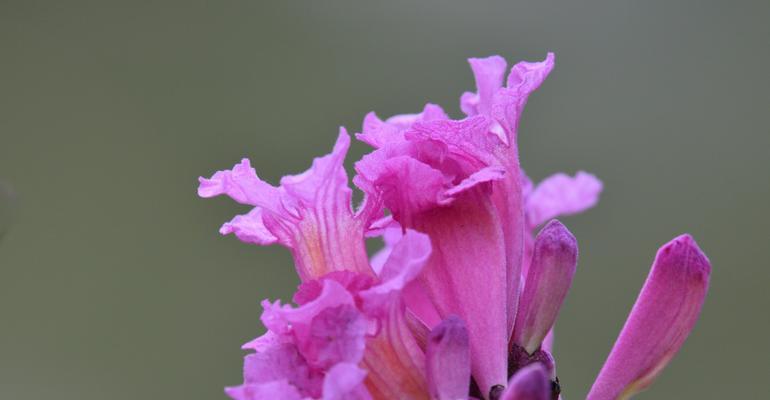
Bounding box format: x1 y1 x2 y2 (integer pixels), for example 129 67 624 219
1 1 768 399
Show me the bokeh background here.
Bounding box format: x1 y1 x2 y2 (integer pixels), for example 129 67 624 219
1 1 768 399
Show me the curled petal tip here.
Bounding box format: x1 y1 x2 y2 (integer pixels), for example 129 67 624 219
197 175 221 198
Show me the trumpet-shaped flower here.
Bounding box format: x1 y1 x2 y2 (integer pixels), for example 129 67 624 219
199 53 711 400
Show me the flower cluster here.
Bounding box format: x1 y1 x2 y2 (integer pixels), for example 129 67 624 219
198 53 711 400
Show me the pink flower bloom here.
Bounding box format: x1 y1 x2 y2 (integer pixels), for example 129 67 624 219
199 53 711 400
198 131 379 281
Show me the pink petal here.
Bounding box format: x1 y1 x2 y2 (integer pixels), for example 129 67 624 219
304 304 368 370
366 222 398 278
512 220 578 354
241 331 281 352
492 164 526 339
357 104 448 149
525 171 603 228
220 208 278 245
444 166 506 198
262 280 367 370
364 215 398 237
261 280 354 335
459 91 478 117
587 234 711 400
462 55 508 117
199 131 376 281
426 316 471 400
359 230 432 317
361 301 429 400
385 104 449 129
356 116 507 225
491 53 555 143
352 54 562 396
225 380 303 400
506 53 555 91
322 363 372 400
368 225 442 327
354 153 449 224
406 115 503 166
401 279 442 329
357 232 434 399
411 191 509 395
241 343 322 397
358 112 395 149
499 364 551 400
294 271 376 306
198 158 282 209
357 125 511 392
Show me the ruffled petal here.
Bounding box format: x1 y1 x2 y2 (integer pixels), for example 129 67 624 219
358 104 448 149
199 131 376 281
262 280 367 370
355 121 510 394
491 53 555 144
261 279 354 335
445 166 506 198
220 208 278 245
353 53 563 397
461 55 508 117
323 363 372 400
198 155 281 206
386 104 448 128
512 220 578 354
426 316 471 400
241 331 280 352
225 380 303 400
355 154 449 225
368 225 442 328
241 343 323 398
293 271 376 307
359 230 432 317
587 235 711 400
304 305 369 370
525 171 603 228
405 115 503 166
499 364 551 400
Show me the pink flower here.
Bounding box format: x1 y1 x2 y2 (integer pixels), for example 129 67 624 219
199 53 711 400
